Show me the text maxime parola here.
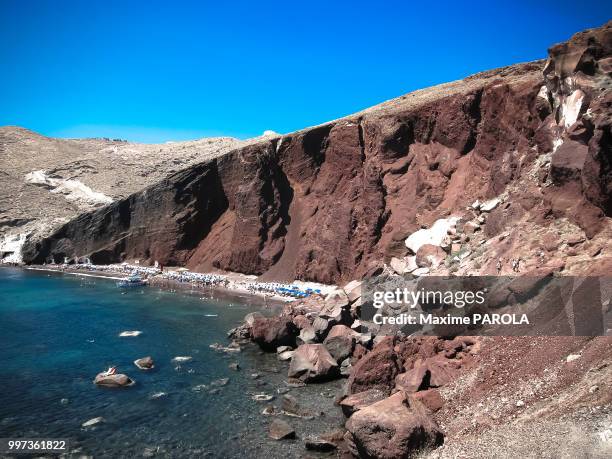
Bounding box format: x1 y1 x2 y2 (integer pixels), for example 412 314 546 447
372 288 529 325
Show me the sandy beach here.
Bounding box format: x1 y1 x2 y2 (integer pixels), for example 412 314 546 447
20 264 335 308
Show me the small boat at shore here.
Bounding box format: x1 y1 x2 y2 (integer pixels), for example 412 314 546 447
116 274 148 288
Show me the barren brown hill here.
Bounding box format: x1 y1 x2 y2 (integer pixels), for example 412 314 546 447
17 21 612 284
0 127 247 260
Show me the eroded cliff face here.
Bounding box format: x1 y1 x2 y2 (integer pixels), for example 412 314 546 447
22 22 612 283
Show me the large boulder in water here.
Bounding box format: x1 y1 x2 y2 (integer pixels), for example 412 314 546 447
251 316 297 351
346 391 444 458
94 373 135 388
288 344 338 382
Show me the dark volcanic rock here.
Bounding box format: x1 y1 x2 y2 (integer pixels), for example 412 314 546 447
345 392 444 459
93 373 134 388
339 388 388 417
251 316 297 351
323 324 359 362
287 344 339 382
347 337 399 395
411 389 444 413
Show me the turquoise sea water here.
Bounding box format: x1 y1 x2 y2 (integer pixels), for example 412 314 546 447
0 268 343 458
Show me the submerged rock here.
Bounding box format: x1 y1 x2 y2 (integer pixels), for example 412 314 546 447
304 437 337 452
119 330 142 337
209 342 241 353
171 356 192 363
82 416 104 428
281 393 311 417
262 405 279 415
269 419 296 440
285 378 306 388
210 378 229 387
134 356 155 370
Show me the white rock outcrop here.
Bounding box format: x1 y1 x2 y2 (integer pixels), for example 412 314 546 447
405 217 460 254
480 198 500 212
25 170 113 207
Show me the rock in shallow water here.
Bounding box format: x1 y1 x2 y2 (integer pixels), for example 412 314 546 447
277 350 295 361
304 437 337 451
134 356 154 370
93 373 135 388
82 416 104 427
251 317 297 351
281 394 310 417
268 419 296 440
119 330 142 337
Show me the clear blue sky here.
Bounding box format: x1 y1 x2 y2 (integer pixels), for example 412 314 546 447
0 1 610 142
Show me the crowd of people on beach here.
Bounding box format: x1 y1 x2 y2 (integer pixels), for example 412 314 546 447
245 281 321 298
40 260 322 300
161 270 229 287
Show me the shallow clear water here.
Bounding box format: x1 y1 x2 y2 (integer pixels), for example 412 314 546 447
0 268 344 458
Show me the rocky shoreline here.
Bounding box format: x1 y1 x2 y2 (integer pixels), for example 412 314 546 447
229 280 483 457
20 264 317 309
229 274 612 458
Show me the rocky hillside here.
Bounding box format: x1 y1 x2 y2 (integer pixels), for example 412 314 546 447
21 22 612 284
229 288 611 458
0 127 246 261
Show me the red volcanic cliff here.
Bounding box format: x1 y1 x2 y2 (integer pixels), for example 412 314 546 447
23 22 612 283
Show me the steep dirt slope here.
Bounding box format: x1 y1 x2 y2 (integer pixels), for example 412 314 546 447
22 22 612 284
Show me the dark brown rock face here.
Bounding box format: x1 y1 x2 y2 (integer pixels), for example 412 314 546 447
544 22 612 234
347 337 400 395
22 23 612 283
